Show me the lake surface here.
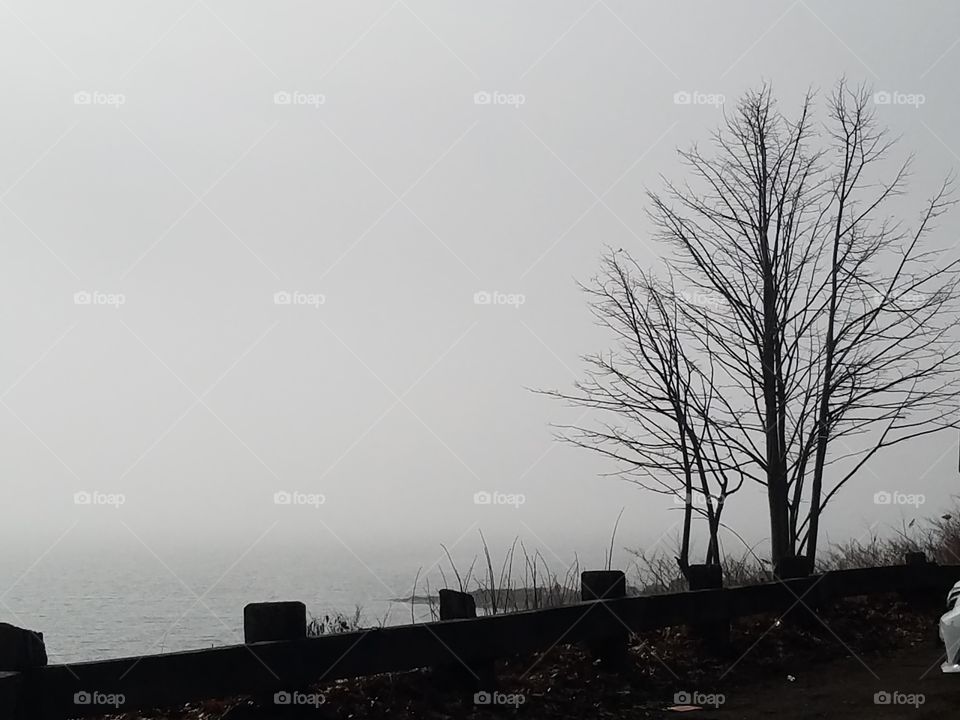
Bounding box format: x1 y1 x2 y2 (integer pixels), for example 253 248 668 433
0 543 453 663
0 522 617 665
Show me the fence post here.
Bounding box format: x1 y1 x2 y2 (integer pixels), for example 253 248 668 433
900 552 939 612
0 673 23 720
243 601 306 644
243 601 307 714
581 571 628 670
773 554 812 580
437 589 495 692
439 589 477 621
243 601 307 645
686 564 730 651
0 624 47 720
772 555 820 628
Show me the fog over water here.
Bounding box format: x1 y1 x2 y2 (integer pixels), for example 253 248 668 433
1 1 959 660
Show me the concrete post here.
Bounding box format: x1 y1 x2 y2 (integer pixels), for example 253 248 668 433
686 564 730 651
581 570 628 670
437 589 495 693
243 602 306 644
0 623 47 720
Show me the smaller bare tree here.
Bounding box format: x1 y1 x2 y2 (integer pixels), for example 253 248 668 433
543 252 745 575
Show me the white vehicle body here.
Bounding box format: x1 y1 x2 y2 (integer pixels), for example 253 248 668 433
940 581 960 673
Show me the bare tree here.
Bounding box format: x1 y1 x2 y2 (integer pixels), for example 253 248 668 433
544 254 744 574
554 81 960 571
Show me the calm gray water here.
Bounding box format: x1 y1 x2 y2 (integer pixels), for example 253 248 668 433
0 526 614 665
0 543 445 664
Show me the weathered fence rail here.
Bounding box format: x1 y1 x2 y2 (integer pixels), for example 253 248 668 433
6 558 959 719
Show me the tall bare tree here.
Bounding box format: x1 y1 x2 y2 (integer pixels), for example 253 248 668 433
554 81 960 570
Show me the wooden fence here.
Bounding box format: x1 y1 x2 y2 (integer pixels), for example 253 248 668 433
3 555 957 719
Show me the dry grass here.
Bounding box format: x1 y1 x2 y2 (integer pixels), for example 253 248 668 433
820 505 960 570
306 606 366 636
408 534 583 618
375 501 960 633
628 500 960 593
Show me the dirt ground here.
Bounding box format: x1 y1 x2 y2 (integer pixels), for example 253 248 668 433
682 642 957 719
207 640 960 719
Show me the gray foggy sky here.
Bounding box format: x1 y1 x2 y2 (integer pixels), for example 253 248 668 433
2 1 960 569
